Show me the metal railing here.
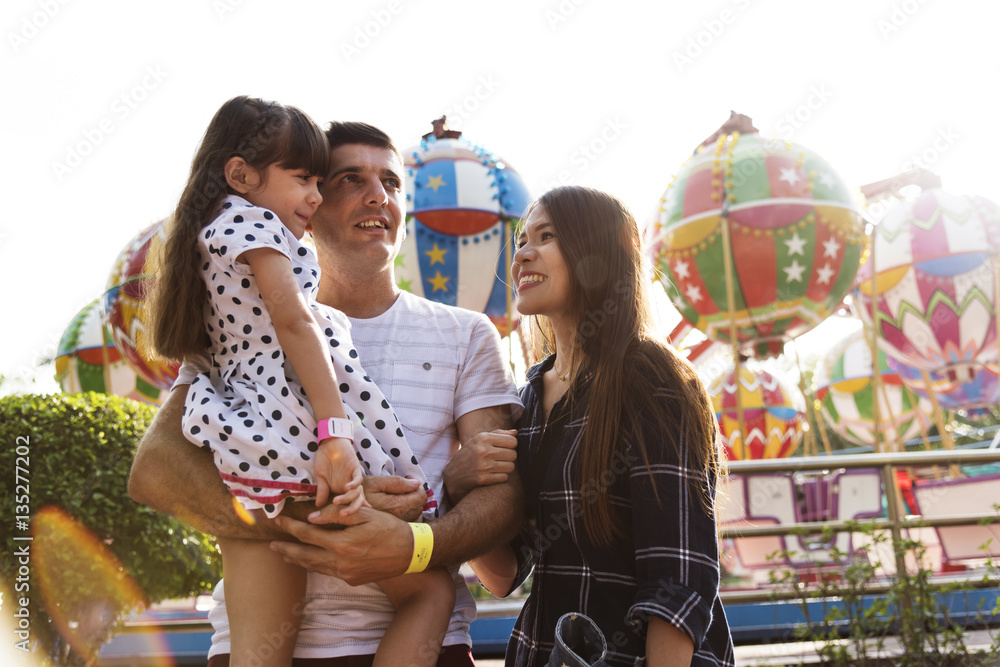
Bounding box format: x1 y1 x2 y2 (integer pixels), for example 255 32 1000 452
718 447 1000 605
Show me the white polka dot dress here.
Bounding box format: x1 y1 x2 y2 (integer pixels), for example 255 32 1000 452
182 195 436 519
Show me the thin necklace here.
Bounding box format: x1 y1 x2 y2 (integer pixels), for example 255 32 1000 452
553 362 572 381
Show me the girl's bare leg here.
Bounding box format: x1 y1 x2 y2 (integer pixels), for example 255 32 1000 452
373 567 457 667
219 537 305 667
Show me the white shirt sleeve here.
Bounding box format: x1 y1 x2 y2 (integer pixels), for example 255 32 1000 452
172 351 211 388
453 314 523 421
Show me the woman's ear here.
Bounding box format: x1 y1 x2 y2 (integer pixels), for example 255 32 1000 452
224 156 260 194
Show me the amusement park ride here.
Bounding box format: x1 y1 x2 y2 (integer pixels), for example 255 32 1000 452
47 114 1000 661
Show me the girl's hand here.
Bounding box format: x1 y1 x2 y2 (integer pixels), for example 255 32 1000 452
310 467 370 523
314 437 361 507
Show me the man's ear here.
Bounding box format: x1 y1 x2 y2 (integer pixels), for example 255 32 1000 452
224 156 260 194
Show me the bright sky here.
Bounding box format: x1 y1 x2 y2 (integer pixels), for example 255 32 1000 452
3 0 998 395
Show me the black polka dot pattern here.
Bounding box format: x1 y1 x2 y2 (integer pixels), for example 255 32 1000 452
181 194 432 521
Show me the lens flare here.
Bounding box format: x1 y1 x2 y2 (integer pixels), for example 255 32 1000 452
232 495 257 525
32 506 148 663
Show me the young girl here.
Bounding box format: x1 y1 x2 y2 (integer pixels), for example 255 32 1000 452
147 96 454 667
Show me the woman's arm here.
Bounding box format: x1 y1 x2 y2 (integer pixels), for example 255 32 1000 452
467 543 518 596
625 388 721 656
646 617 694 667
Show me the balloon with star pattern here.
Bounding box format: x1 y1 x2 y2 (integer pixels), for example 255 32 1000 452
101 220 179 392
707 363 805 461
852 189 1000 383
396 131 531 337
645 132 867 357
814 329 931 448
54 299 165 406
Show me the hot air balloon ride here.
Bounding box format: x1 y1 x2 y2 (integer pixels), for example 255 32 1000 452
54 299 165 406
707 363 805 461
646 113 867 358
101 221 179 392
888 357 999 420
853 188 1000 384
397 118 531 337
814 329 931 448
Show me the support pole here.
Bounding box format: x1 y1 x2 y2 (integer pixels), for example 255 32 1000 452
994 253 1000 380
921 369 961 478
719 210 747 460
865 226 885 454
504 218 516 375
790 338 824 456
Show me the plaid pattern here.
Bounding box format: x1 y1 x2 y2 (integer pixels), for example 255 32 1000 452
505 356 735 667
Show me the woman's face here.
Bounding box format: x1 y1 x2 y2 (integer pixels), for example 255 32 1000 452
511 205 572 322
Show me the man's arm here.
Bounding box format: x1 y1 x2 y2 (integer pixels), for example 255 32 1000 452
128 385 285 539
129 386 427 535
271 404 524 585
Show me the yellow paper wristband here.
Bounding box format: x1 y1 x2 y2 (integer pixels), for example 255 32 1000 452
405 522 434 574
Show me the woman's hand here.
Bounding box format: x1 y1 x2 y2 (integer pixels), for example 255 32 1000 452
442 428 518 505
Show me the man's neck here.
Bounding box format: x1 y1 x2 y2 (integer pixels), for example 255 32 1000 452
316 264 401 319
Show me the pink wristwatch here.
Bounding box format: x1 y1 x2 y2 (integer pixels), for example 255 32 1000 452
316 417 354 443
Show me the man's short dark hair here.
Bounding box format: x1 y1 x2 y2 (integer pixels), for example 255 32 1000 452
325 122 401 160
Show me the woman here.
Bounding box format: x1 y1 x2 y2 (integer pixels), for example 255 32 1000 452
468 186 734 666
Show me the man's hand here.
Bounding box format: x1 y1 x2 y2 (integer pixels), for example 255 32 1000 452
271 508 411 585
442 429 517 505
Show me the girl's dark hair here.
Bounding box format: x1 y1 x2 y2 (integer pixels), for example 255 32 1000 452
147 96 330 362
521 186 721 546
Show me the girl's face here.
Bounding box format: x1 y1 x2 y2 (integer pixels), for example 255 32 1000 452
512 205 572 323
245 163 323 239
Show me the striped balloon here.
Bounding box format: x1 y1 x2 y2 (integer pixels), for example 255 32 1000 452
853 189 1000 383
397 134 531 337
887 356 999 418
646 132 866 357
102 221 179 392
814 330 931 447
54 299 164 406
707 365 804 460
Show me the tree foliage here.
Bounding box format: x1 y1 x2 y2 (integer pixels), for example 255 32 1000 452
0 392 221 664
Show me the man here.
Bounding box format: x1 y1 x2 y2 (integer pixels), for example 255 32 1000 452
128 121 523 666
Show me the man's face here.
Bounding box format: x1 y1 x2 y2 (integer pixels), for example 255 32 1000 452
309 143 406 274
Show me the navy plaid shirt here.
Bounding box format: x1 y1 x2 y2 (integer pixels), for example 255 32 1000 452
505 356 735 667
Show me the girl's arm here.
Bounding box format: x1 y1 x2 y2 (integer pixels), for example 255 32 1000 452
241 247 362 509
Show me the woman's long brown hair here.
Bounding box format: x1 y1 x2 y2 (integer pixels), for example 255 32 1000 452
146 96 329 362
520 186 721 547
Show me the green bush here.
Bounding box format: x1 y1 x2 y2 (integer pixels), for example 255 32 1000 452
0 392 221 664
